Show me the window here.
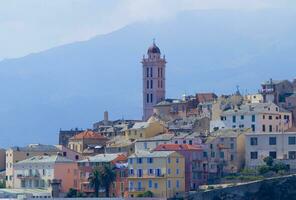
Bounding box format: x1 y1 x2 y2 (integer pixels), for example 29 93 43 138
150 94 153 103
129 169 134 176
150 67 153 77
146 80 149 89
129 181 134 190
289 151 296 159
147 158 153 164
176 158 179 163
262 125 266 132
211 152 215 158
269 125 273 132
129 158 133 164
158 68 160 77
250 152 258 159
252 115 256 122
156 169 161 176
137 181 142 190
203 152 208 158
137 158 142 164
230 154 234 161
148 169 154 175
176 180 180 188
251 124 255 132
150 80 153 89
144 142 148 149
220 152 224 159
146 68 149 78
269 137 276 145
263 115 265 119
137 169 143 177
232 116 236 123
176 169 179 175
189 140 193 145
146 93 149 103
154 182 158 189
250 137 258 146
230 143 234 149
269 151 277 159
167 168 171 174
289 137 296 145
167 180 171 188
241 115 244 120
269 115 272 120
167 158 171 163
148 180 153 188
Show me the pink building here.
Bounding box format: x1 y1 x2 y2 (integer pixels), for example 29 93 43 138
154 144 205 191
142 41 166 121
13 155 79 195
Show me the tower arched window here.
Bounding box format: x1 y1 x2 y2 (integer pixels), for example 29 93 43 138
150 80 153 89
158 68 160 77
160 68 163 78
150 94 153 103
158 80 160 88
146 68 149 78
150 68 153 77
161 80 163 88
146 93 149 103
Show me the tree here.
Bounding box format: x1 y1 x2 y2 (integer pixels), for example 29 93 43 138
66 188 77 198
99 165 116 197
88 168 101 197
142 191 153 197
263 156 273 167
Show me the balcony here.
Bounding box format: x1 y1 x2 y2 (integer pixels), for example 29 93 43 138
129 187 145 192
17 174 40 179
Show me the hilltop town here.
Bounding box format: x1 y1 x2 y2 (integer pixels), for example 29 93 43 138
1 42 296 199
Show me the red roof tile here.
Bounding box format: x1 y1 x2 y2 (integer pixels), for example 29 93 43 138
70 130 107 140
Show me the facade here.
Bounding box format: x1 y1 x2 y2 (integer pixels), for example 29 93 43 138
142 41 166 121
6 144 80 188
204 129 246 180
211 102 292 132
106 136 136 155
59 128 84 147
172 132 203 146
127 151 185 198
13 155 79 195
125 120 166 140
68 130 109 155
245 94 264 104
245 132 296 170
78 153 128 197
135 133 174 152
154 144 204 191
0 149 5 171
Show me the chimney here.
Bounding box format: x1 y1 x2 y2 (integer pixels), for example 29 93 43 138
104 111 109 125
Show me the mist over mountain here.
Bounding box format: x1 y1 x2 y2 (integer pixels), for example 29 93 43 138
0 9 296 147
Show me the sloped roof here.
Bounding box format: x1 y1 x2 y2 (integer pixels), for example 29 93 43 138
70 130 107 140
129 151 176 158
78 153 124 163
154 144 203 151
15 155 73 165
10 144 60 152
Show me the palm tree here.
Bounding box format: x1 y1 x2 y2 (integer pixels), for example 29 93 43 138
99 165 116 197
88 168 101 197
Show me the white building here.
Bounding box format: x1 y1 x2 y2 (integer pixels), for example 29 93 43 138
135 133 174 152
245 132 296 170
210 102 292 133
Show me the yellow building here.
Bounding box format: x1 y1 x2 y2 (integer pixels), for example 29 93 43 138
127 151 185 198
125 120 166 140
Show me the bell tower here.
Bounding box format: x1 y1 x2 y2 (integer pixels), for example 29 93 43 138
142 40 166 121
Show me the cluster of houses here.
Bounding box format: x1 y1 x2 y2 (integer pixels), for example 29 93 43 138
1 78 296 199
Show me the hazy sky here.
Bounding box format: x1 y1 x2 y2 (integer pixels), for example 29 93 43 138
0 0 294 60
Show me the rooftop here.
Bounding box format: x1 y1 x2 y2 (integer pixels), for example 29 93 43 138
155 144 203 151
70 130 107 140
15 155 73 165
78 153 125 163
9 144 60 152
136 133 174 142
129 150 176 158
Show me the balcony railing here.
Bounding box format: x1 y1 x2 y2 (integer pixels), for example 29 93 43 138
129 187 145 192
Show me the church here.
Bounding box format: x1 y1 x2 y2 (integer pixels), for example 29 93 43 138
142 41 166 121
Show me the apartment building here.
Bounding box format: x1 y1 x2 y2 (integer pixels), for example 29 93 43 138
13 155 79 195
6 144 80 188
245 132 296 170
127 151 185 198
211 102 292 132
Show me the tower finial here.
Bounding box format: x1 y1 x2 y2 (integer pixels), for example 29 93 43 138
153 38 156 45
